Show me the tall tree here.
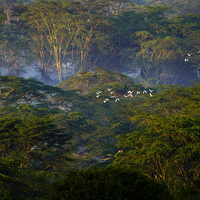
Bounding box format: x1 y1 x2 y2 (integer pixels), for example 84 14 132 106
114 83 200 198
18 0 74 82
0 23 27 77
16 0 111 82
133 33 182 85
66 0 111 73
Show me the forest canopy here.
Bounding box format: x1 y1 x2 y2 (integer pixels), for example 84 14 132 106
0 0 200 200
0 0 199 86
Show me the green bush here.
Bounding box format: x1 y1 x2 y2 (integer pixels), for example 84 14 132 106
47 164 173 200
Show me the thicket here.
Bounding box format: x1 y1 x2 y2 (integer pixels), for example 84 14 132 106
1 74 200 199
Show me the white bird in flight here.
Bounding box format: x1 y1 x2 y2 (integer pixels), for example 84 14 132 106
149 89 153 93
184 59 188 62
96 87 154 102
103 98 109 103
197 51 200 54
187 53 191 56
143 90 147 94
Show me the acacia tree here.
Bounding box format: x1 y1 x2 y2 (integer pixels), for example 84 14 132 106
0 75 82 113
15 0 111 82
57 67 135 95
114 83 200 198
164 13 200 85
23 23 53 81
0 6 27 77
133 32 182 85
0 23 28 77
0 75 81 171
126 6 183 86
0 104 75 199
65 0 111 73
17 0 76 83
57 69 147 170
0 75 85 198
107 6 200 86
0 0 17 25
179 14 200 81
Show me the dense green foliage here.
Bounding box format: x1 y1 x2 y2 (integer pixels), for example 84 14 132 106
47 165 173 200
1 72 200 199
114 83 200 199
0 76 96 198
0 0 200 199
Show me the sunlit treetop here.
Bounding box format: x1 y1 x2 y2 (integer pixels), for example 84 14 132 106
57 67 141 95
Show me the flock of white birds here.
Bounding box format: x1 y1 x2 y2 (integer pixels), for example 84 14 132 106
93 52 200 103
184 51 200 62
95 88 154 103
